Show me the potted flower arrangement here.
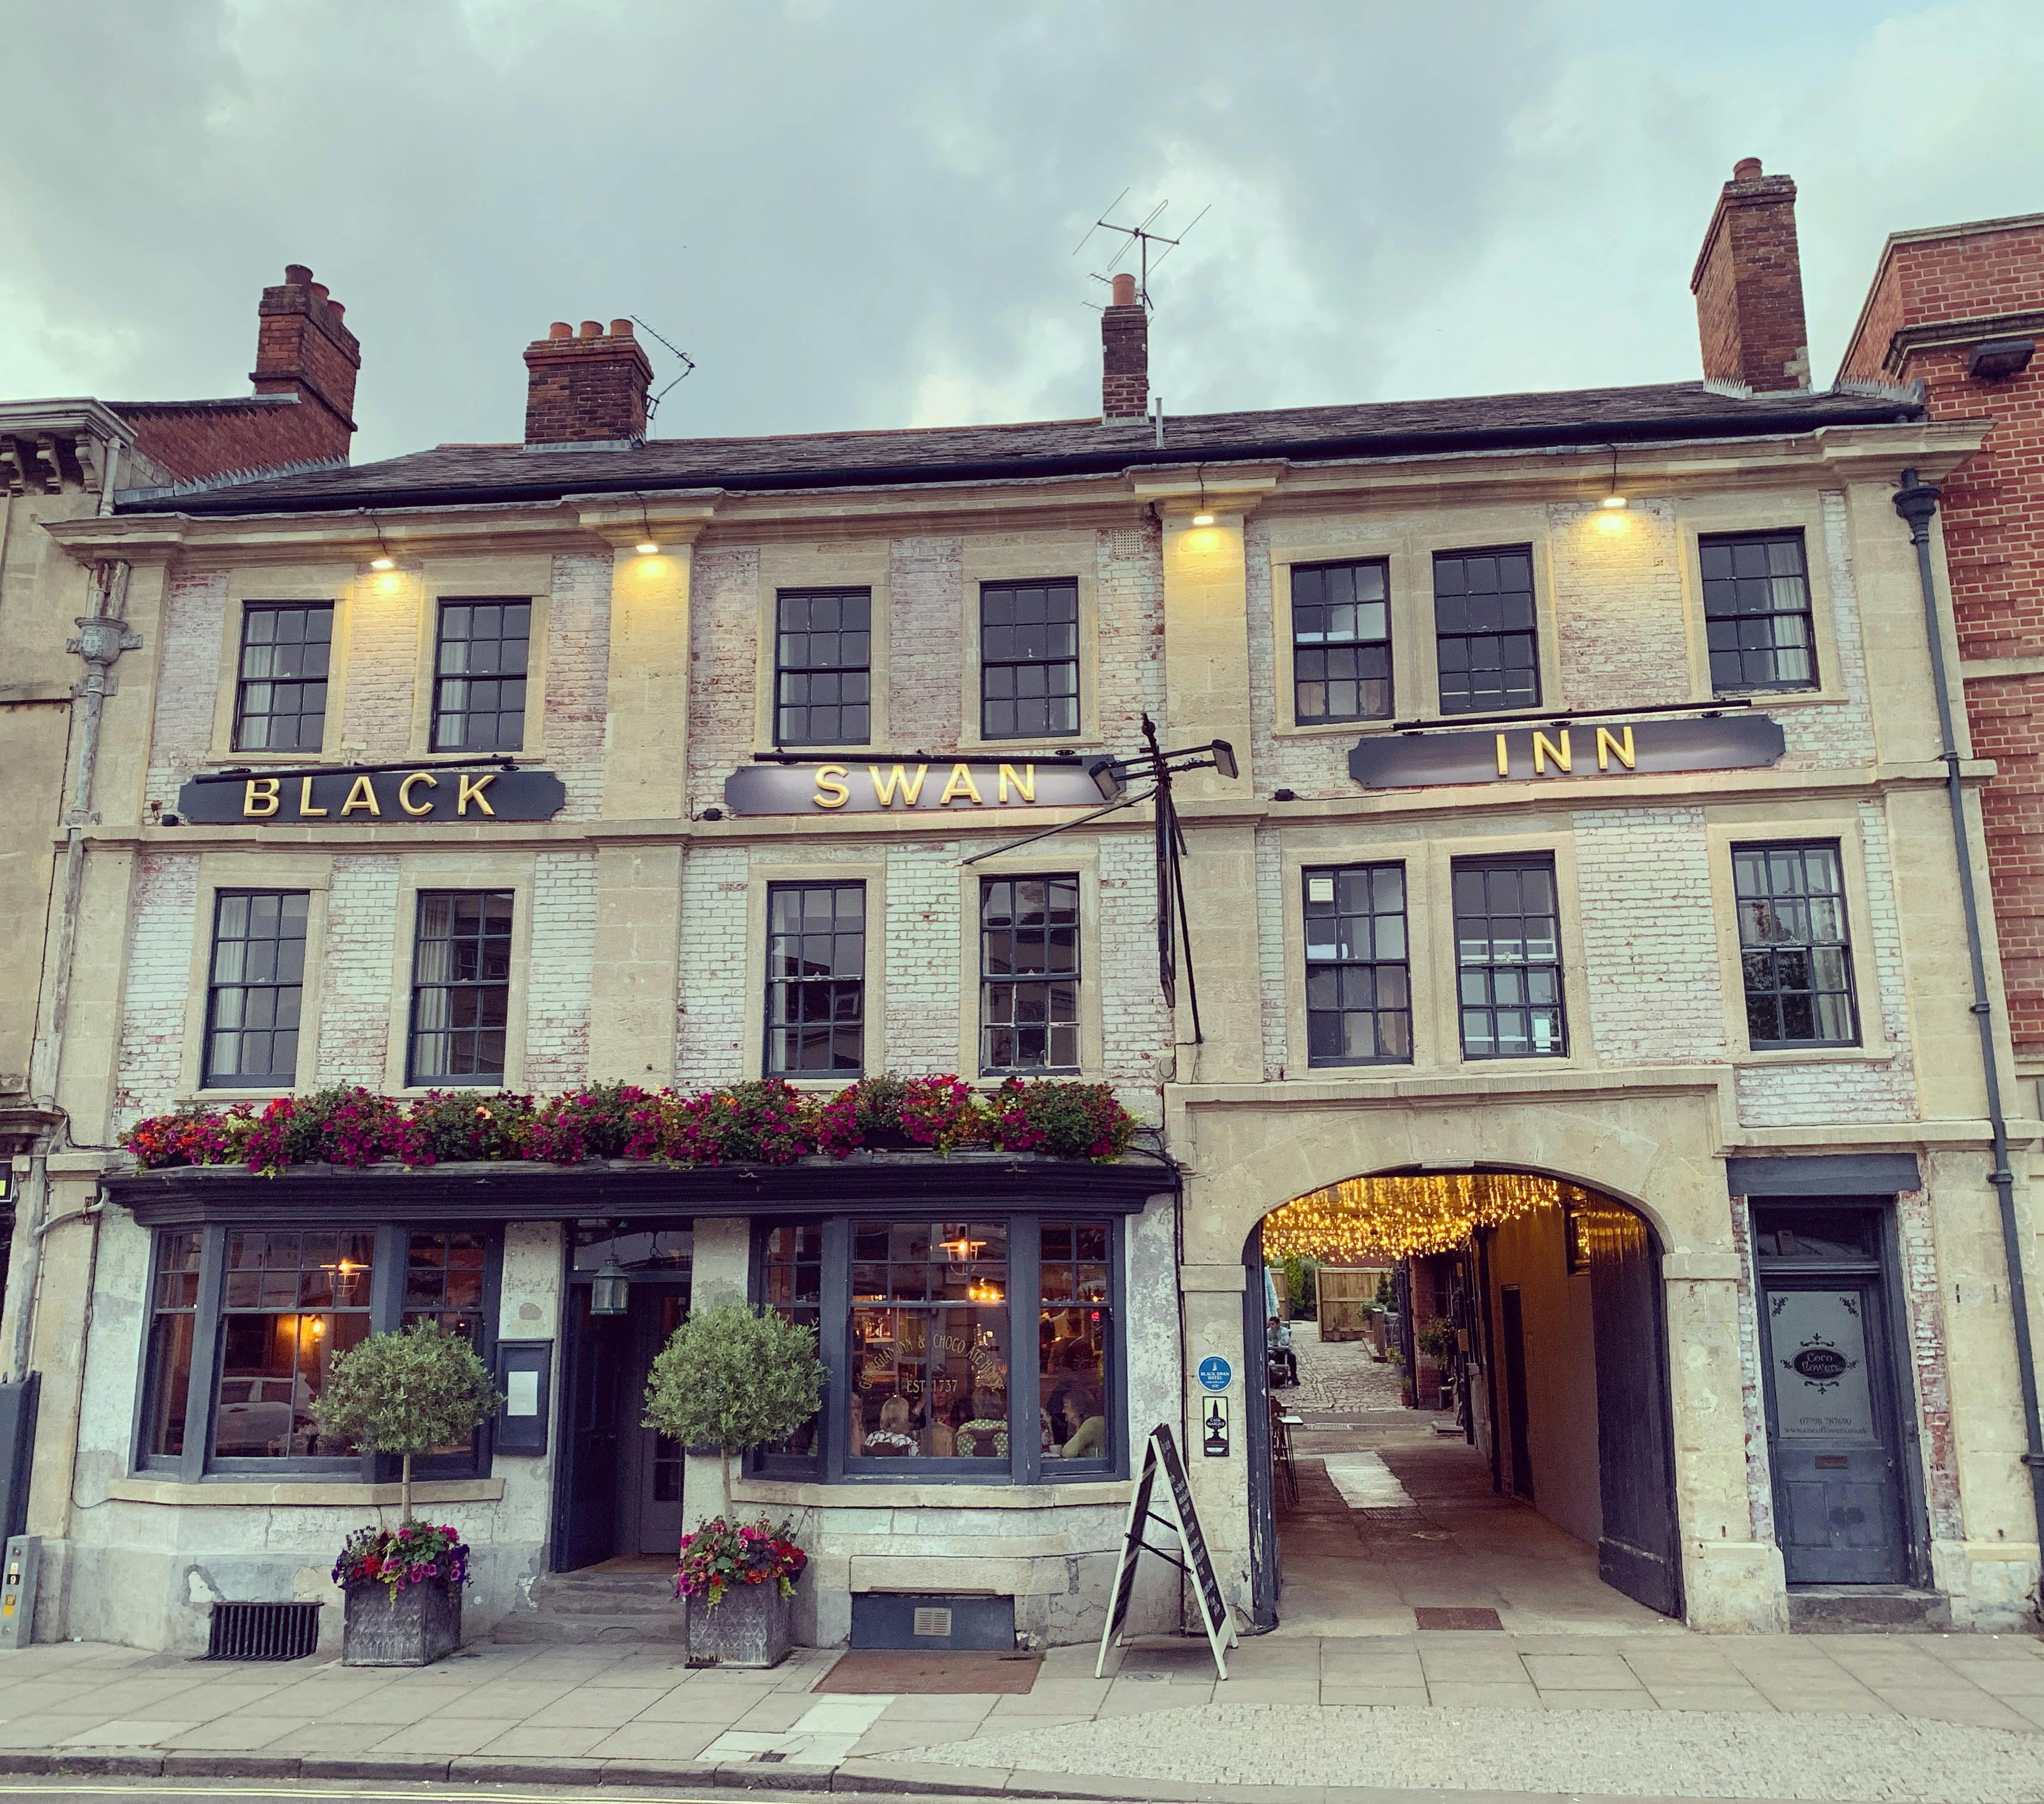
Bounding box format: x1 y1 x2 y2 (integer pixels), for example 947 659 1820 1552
641 1298 825 1667
308 1321 503 1666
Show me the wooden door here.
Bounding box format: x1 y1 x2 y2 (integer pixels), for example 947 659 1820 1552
1587 1206 1682 1616
555 1289 625 1571
1759 1275 1908 1584
624 1289 690 1555
1500 1286 1533 1502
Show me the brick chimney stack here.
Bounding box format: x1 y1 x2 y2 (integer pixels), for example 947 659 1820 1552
1691 157 1811 392
1101 273 1148 422
250 262 362 459
523 319 654 446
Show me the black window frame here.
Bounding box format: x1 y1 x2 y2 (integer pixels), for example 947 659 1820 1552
979 874 1082 1076
1700 529 1819 696
1452 852 1568 1061
201 888 310 1089
430 597 532 753
746 1213 1125 1485
774 588 873 748
233 601 335 753
133 1224 501 1484
1303 863 1413 1067
1433 545 1542 715
1291 558 1393 725
978 579 1080 740
764 881 867 1078
1733 839 1860 1049
407 889 515 1088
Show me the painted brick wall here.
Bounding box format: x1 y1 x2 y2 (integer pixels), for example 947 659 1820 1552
144 572 229 810
544 553 611 820
1773 491 1878 770
1255 826 1286 1080
314 854 402 1088
881 841 963 1077
674 843 749 1085
1097 522 1169 738
888 537 965 755
1896 1178 1964 1540
1549 501 1691 711
113 853 199 1125
1098 832 1172 1093
684 548 761 815
525 851 597 1090
1725 1200 1776 1546
1574 805 1728 1067
337 575 423 762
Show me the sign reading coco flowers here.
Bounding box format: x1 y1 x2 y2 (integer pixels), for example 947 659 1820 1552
175 767 567 824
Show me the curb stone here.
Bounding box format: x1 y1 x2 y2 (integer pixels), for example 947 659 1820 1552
301 1754 455 1781
161 1753 303 1779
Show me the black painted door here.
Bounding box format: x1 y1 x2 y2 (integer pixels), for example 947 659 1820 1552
623 1289 690 1555
1500 1287 1534 1502
556 1289 626 1571
1759 1275 1908 1583
1588 1207 1682 1616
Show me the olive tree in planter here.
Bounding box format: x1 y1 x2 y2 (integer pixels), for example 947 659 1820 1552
309 1321 504 1666
642 1298 824 1667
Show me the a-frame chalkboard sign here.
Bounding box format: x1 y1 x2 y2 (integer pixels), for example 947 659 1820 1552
1094 1422 1238 1679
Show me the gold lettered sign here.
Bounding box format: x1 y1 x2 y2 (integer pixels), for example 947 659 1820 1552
1348 714 1784 790
176 767 567 824
722 757 1116 815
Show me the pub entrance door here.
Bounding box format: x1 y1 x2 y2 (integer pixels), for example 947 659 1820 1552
552 1225 692 1571
1752 1201 1916 1586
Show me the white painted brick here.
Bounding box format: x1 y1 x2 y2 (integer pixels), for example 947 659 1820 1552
113 854 199 1125
314 855 401 1088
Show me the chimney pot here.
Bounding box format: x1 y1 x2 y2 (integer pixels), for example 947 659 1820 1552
1110 273 1137 308
1691 160 1810 391
610 318 633 338
328 301 345 322
578 319 603 339
284 263 313 285
549 321 574 340
309 282 330 303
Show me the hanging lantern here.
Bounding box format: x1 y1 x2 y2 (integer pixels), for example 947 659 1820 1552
590 1253 631 1317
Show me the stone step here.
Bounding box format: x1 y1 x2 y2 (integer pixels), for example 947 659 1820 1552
527 1575 677 1615
490 1608 690 1646
1787 1585 1952 1632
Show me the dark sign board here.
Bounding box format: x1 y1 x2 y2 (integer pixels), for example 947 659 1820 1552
1095 1422 1236 1679
724 757 1111 816
177 767 567 824
1348 713 1785 791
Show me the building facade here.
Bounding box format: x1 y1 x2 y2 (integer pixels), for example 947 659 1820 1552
8 169 2044 1654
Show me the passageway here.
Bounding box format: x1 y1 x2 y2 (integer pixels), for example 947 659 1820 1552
1270 1322 1681 1637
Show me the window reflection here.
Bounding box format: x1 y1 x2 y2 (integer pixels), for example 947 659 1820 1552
1040 1222 1111 1462
850 1222 1009 1460
214 1230 375 1458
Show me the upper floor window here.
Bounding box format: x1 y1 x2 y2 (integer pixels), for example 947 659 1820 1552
1453 854 1566 1059
1701 531 1816 694
1304 864 1411 1065
1434 546 1539 714
764 881 865 1076
981 580 1079 739
775 589 871 747
1733 841 1858 1047
432 600 530 753
980 875 1080 1073
233 603 332 752
203 889 309 1088
1292 560 1392 724
408 890 513 1085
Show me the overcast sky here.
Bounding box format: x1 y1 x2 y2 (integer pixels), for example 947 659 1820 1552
4 1 2043 465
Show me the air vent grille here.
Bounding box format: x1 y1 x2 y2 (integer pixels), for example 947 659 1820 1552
206 1599 321 1661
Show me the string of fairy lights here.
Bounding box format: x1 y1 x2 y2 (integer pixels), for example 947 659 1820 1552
1260 1170 1605 1261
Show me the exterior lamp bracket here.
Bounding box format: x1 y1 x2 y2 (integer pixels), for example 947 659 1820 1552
590 1253 631 1317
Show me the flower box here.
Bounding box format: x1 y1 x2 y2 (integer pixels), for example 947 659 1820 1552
342 1576 462 1667
676 1515 806 1669
686 1578 793 1669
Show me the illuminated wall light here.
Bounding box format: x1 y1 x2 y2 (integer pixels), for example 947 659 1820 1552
369 554 397 571
1600 494 1628 511
1191 512 1216 527
635 540 660 557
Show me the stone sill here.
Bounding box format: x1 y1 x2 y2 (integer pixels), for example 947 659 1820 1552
108 1476 505 1509
730 1476 1131 1510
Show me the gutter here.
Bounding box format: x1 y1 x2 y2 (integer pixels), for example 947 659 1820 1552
1892 468 2044 1568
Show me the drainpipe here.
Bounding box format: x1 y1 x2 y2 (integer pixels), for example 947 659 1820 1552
1893 467 2044 1564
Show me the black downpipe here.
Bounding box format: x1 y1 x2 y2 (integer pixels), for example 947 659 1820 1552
1894 468 2044 1558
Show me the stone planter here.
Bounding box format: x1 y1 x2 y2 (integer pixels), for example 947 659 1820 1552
686 1581 794 1668
341 1578 463 1666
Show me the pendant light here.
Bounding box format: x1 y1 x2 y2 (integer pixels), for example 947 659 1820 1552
590 1233 630 1316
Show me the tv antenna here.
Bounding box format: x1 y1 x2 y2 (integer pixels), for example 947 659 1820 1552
630 315 697 420
1072 190 1209 310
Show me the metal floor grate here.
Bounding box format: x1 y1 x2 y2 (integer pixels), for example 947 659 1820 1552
206 1599 322 1661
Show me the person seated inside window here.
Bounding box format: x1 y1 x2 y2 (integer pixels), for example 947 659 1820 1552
1047 1383 1106 1460
862 1392 918 1457
954 1386 1009 1459
929 1395 968 1457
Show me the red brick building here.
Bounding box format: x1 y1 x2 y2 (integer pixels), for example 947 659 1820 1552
1841 217 2044 1072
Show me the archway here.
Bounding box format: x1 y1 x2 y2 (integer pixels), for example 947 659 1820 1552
1242 1168 1682 1634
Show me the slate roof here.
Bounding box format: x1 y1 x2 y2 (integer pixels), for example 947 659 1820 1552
119 380 1923 517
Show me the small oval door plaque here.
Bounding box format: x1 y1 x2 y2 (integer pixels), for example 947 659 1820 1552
1792 1346 1850 1382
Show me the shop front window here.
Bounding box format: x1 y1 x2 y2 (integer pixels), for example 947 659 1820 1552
1040 1221 1113 1466
143 1231 203 1459
759 1223 824 1467
851 1222 1010 1463
214 1230 376 1459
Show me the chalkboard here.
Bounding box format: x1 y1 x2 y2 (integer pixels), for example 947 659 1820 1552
1094 1422 1236 1679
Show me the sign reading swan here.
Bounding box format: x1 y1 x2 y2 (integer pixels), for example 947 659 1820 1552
722 757 1116 815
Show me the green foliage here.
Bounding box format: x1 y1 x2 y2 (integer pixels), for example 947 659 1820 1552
1415 1315 1456 1364
1277 1253 1319 1320
1375 1269 1396 1308
308 1321 504 1460
643 1298 825 1458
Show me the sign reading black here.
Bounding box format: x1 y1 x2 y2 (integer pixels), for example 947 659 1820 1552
724 757 1111 816
177 767 567 825
1348 713 1785 791
1094 1422 1236 1680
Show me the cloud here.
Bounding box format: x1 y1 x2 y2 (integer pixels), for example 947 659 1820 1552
1 0 2040 462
